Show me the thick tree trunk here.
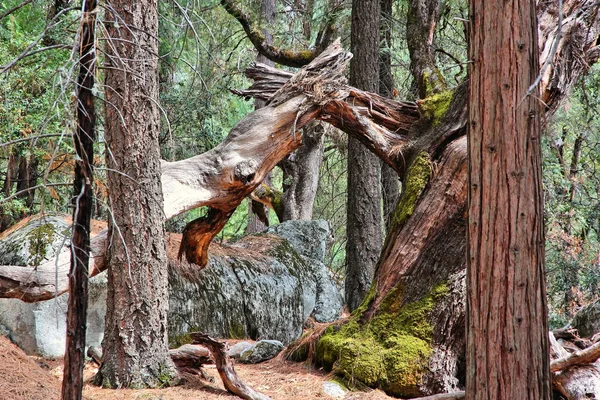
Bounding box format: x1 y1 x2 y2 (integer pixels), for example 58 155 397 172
345 0 383 312
466 1 550 398
315 1 600 397
97 0 176 388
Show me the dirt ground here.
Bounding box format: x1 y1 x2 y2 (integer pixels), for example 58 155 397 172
0 335 394 400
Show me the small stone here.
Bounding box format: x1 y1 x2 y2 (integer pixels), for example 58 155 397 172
239 340 284 364
322 381 346 398
228 341 253 359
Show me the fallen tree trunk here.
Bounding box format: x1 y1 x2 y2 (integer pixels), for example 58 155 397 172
88 344 214 381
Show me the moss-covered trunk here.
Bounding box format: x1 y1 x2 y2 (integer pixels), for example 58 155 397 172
315 85 469 397
314 1 600 396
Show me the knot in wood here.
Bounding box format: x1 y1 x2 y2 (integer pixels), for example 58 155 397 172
234 159 258 184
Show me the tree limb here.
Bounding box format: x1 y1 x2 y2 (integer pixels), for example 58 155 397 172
220 0 316 68
551 340 600 373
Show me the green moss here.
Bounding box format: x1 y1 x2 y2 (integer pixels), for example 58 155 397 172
27 223 55 266
228 321 246 339
280 49 315 63
422 70 448 98
419 90 453 126
315 282 449 397
390 152 431 231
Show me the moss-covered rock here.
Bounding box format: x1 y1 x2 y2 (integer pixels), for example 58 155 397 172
315 282 449 397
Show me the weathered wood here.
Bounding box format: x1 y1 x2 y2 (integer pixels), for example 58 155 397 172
412 392 465 400
551 340 600 373
190 333 271 400
169 344 213 379
88 343 213 379
87 346 103 365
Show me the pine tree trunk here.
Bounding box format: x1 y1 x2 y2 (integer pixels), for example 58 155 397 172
97 0 175 388
345 0 383 312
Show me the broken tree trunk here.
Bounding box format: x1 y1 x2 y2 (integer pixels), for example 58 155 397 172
0 3 599 396
0 39 419 302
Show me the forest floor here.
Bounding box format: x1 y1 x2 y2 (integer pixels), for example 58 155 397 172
0 335 395 400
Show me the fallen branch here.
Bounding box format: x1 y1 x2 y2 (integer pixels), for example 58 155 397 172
411 392 465 400
191 332 271 400
551 339 600 373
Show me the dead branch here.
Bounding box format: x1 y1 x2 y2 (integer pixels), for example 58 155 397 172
551 340 600 373
190 332 271 400
411 392 465 400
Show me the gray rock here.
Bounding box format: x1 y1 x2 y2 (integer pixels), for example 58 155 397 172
239 340 284 364
267 220 330 263
322 381 346 398
169 220 343 345
267 220 343 323
0 214 105 357
0 216 342 356
228 341 253 359
572 300 600 338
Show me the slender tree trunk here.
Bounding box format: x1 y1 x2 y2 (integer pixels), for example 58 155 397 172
380 0 399 230
466 1 550 398
406 0 444 98
98 0 175 388
280 121 325 221
345 0 382 312
246 0 276 233
61 1 95 398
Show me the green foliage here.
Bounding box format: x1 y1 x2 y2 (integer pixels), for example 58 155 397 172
544 64 600 325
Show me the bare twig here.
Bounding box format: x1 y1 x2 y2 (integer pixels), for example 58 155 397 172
0 0 34 21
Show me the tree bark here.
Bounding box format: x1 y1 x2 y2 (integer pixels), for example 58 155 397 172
345 0 383 312
97 0 175 388
380 0 399 230
314 2 600 397
466 0 551 398
61 2 95 399
246 0 276 233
